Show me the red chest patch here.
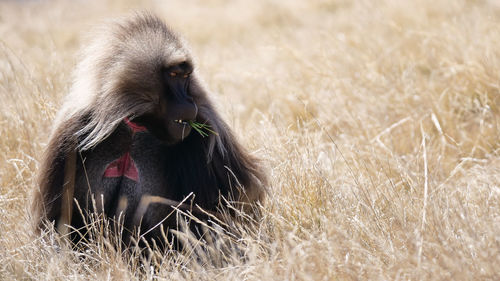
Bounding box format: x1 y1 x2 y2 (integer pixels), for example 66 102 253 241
103 118 146 182
103 152 139 181
124 117 147 133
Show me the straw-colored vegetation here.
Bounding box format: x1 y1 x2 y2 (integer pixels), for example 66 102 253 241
1 0 499 280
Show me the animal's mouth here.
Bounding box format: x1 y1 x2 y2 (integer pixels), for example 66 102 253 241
169 119 193 142
173 119 189 125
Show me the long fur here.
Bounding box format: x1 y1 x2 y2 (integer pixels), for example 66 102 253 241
33 13 267 234
55 14 191 151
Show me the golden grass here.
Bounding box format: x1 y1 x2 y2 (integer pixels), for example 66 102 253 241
1 0 499 279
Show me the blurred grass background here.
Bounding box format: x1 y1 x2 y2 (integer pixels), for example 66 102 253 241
0 0 499 280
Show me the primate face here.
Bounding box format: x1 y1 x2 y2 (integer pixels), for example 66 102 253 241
133 61 198 144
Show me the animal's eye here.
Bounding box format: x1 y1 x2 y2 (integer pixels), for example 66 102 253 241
165 62 192 79
168 71 190 78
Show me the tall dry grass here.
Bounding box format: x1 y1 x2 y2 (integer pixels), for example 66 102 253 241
0 0 499 280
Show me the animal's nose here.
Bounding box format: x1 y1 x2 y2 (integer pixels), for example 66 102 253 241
173 101 197 122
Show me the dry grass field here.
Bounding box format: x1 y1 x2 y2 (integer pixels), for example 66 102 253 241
1 0 499 280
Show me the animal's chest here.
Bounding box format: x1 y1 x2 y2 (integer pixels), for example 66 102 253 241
102 119 147 183
73 123 173 206
73 119 219 215
103 152 139 181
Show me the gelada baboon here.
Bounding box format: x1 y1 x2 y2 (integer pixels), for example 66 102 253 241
33 13 266 246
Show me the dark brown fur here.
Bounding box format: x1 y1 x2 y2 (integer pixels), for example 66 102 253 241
33 13 266 246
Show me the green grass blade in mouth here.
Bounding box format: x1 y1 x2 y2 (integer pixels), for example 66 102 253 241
188 121 218 137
